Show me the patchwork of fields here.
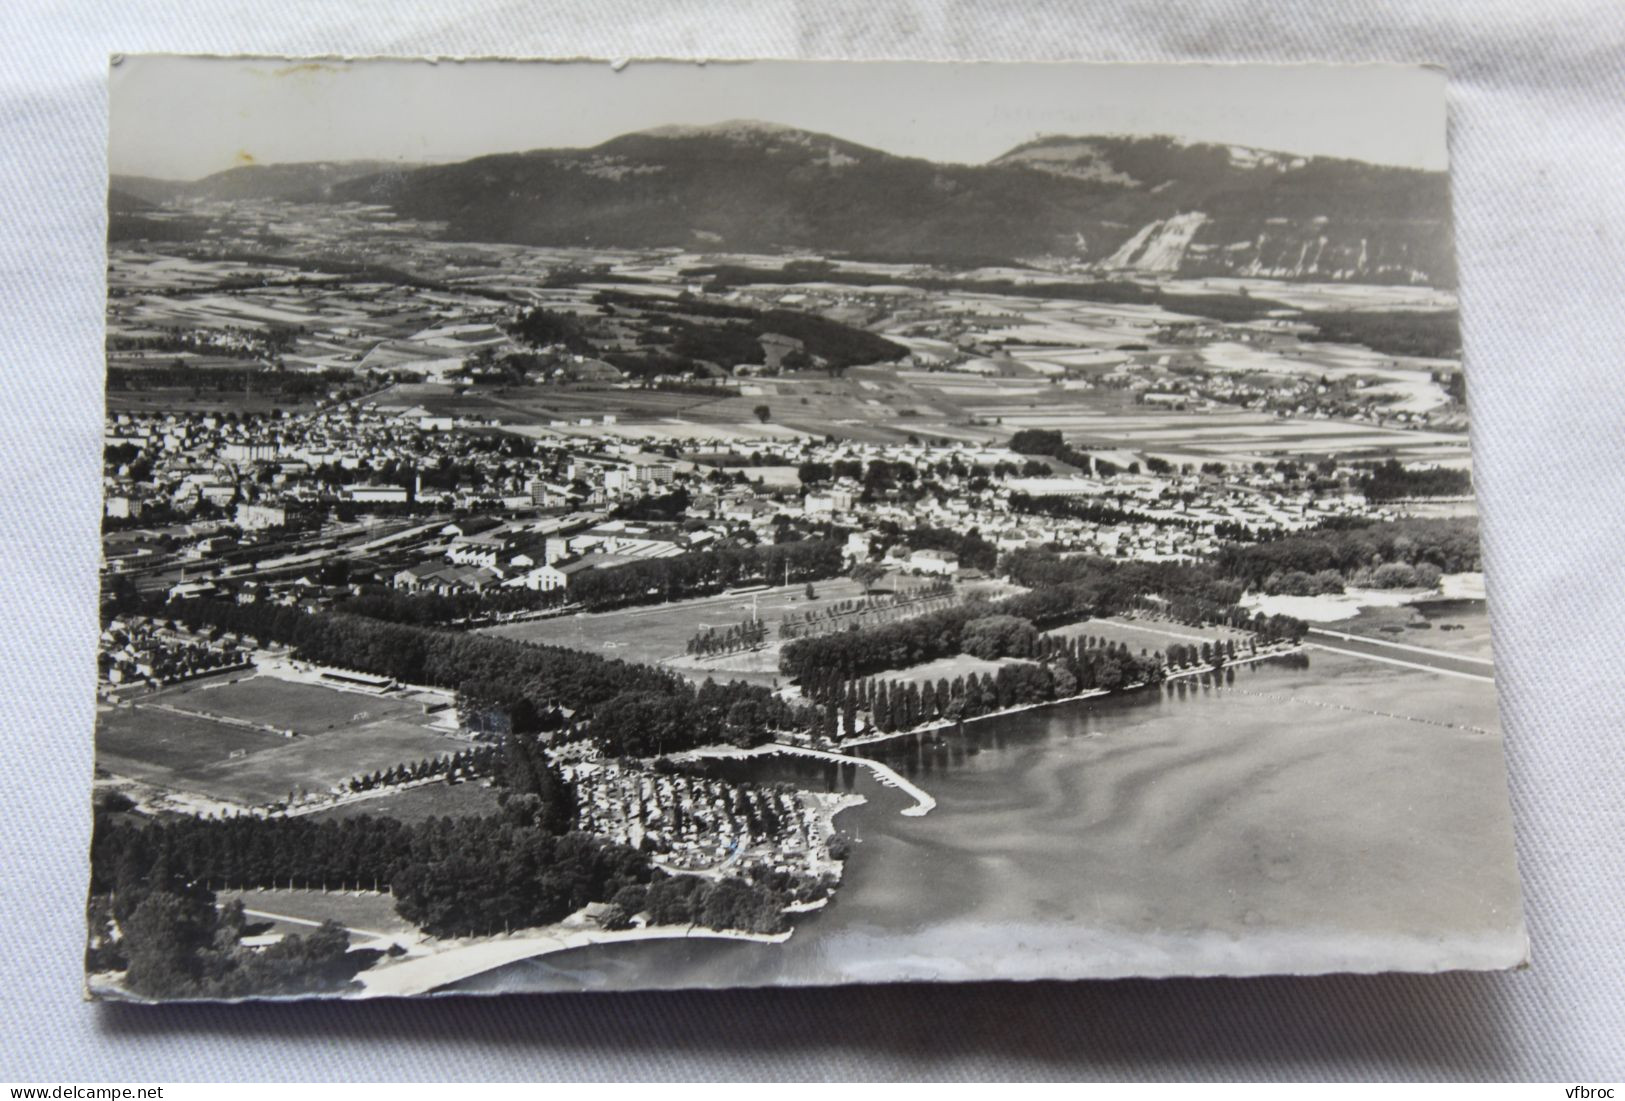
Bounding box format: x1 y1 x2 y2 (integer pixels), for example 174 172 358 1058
963 407 1472 466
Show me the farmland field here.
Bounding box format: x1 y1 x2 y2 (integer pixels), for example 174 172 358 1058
973 407 1471 465
105 387 326 415
372 381 725 423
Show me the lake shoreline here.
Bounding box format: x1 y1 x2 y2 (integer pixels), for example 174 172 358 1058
353 626 1459 998
356 920 794 999
833 642 1304 753
430 603 1524 995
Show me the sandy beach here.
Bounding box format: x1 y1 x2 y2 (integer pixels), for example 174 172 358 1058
355 917 792 998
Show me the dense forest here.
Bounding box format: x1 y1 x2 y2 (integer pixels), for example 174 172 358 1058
1006 428 1101 471
1355 458 1473 501
792 629 1192 741
505 306 595 353
592 290 908 376
781 600 1033 683
998 550 1309 639
1211 517 1481 589
776 552 1302 684
87 885 379 1000
1300 309 1462 360
89 806 790 997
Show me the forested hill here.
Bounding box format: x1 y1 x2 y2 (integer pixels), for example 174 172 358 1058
325 123 1453 285
112 160 423 204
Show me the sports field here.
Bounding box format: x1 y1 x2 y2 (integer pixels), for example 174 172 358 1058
149 675 427 735
193 720 457 806
95 674 462 807
95 705 289 776
482 577 872 677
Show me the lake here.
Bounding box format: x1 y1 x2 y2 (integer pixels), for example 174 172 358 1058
446 602 1524 993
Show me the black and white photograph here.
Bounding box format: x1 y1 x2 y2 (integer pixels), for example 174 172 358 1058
89 56 1525 1002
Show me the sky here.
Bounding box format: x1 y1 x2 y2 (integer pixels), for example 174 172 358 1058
109 57 1449 181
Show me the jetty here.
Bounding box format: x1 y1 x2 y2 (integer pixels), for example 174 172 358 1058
683 743 936 817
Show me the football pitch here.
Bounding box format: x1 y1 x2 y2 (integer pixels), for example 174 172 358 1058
148 674 427 734
95 674 461 807
96 705 288 776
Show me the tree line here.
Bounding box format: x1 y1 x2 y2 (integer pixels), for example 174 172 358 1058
91 808 789 953
593 290 909 376
685 264 1291 327
87 887 379 1000
1212 517 1481 589
778 582 956 642
780 549 1307 685
566 538 845 612
778 582 1103 683
1009 492 1261 542
1006 428 1101 473
686 615 769 657
1355 459 1473 501
339 587 569 628
106 364 345 398
156 597 797 750
108 324 300 362
999 549 1308 641
795 631 1167 740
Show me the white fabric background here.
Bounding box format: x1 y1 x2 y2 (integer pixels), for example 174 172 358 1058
3 0 1623 1081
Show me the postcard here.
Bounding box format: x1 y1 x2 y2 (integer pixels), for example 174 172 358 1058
90 57 1525 999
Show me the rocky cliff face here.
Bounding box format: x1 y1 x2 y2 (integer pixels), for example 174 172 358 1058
988 135 1455 284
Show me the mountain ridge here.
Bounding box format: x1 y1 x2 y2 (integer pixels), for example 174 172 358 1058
116 125 1456 285
112 159 426 204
